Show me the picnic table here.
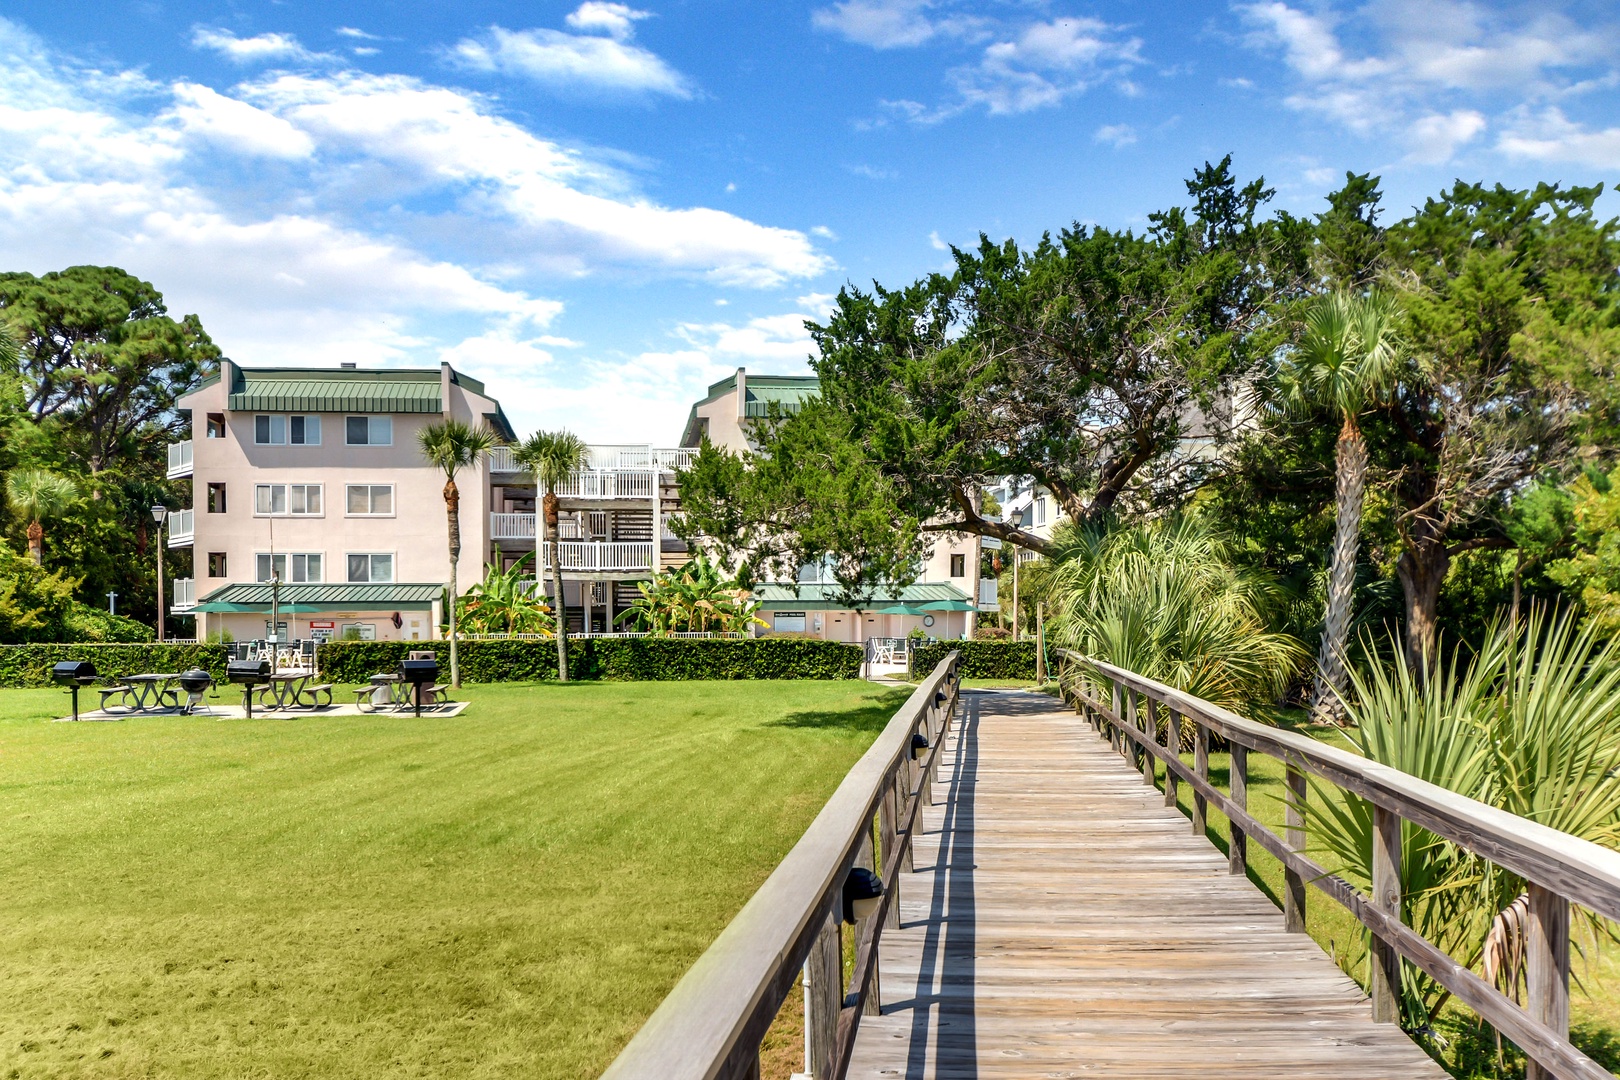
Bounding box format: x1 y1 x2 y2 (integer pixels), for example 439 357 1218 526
98 673 180 713
255 671 334 711
355 674 412 712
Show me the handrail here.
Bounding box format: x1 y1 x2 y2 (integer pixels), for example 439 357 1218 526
601 651 962 1080
1055 648 1620 1080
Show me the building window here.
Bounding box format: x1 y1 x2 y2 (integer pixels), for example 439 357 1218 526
206 552 227 577
255 483 323 516
950 553 966 577
206 413 225 438
347 553 393 583
1035 496 1047 526
339 622 376 641
345 416 392 446
256 552 323 583
774 611 807 633
206 482 227 514
345 484 394 516
254 414 322 445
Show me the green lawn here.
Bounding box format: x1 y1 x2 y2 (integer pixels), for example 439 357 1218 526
0 681 906 1079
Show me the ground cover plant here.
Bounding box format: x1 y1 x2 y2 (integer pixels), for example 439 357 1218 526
0 679 907 1079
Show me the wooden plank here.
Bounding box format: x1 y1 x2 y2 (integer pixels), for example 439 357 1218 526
807 912 840 1078
1370 805 1401 1024
1163 706 1179 809
1192 722 1208 838
1285 765 1307 934
846 690 1447 1080
1229 744 1248 877
1527 883 1571 1080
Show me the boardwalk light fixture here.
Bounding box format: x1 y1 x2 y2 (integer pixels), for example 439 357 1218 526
934 690 947 709
910 732 930 760
842 866 883 924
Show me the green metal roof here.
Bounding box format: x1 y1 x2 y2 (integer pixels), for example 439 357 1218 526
680 372 821 446
753 581 973 611
194 582 444 612
226 367 443 413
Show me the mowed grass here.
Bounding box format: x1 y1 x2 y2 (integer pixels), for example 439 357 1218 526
0 681 907 1079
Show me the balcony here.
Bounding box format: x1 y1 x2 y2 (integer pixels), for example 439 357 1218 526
171 577 196 613
167 508 194 548
491 512 537 542
555 469 656 500
487 445 696 475
978 577 998 610
167 439 193 479
540 541 656 574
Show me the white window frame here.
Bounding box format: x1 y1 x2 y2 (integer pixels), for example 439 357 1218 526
345 415 393 446
253 414 323 446
344 484 395 517
339 622 377 641
255 552 325 584
254 483 324 517
773 611 808 633
346 552 395 583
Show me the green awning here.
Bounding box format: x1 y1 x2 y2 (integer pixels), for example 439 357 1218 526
196 582 444 612
226 368 444 413
754 581 975 612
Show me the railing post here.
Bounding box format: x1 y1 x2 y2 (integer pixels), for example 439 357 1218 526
1139 694 1155 787
1228 745 1247 877
1192 722 1209 837
1284 764 1307 933
1370 805 1402 1024
855 825 881 1017
1163 707 1179 809
896 768 913 874
881 768 901 926
1111 679 1125 755
804 911 841 1078
1526 883 1570 1080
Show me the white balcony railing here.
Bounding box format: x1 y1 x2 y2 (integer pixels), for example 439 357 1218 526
979 577 998 609
167 508 194 547
554 469 656 500
540 541 656 574
171 577 196 612
167 439 193 478
488 445 696 475
490 512 537 541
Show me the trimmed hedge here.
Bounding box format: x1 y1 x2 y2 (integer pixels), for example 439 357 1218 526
0 643 231 688
911 640 1043 680
315 637 864 683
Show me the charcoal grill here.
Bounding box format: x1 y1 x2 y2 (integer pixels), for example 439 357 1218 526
397 657 439 717
227 659 271 718
177 668 214 715
52 660 98 722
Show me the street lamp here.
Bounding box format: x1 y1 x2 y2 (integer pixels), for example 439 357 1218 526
1008 507 1026 642
150 505 168 643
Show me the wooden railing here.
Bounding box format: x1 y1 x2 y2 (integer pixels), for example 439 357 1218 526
601 652 962 1080
1055 649 1620 1080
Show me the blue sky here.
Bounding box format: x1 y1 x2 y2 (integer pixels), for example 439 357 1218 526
2 1 1617 442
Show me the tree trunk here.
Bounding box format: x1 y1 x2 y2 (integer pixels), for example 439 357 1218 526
445 479 462 688
545 490 568 682
1310 419 1367 724
25 520 42 565
1396 530 1448 681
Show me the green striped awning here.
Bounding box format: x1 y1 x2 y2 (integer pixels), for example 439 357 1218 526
753 581 974 611
226 369 444 413
194 582 444 612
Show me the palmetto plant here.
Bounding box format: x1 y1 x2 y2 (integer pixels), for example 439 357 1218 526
514 429 589 681
617 553 765 635
5 468 80 565
1048 517 1307 718
1309 607 1620 1031
1276 289 1403 723
457 551 555 637
418 419 500 688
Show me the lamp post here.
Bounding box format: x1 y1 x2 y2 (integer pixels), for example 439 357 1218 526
1009 507 1026 642
150 505 168 643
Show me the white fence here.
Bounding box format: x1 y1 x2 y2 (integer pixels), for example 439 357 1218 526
490 512 537 541
555 469 657 500
488 445 696 475
541 541 655 573
167 508 194 547
167 440 193 478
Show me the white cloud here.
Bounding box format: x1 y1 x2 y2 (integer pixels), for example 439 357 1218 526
928 229 947 250
847 162 899 179
1237 1 1620 166
334 27 380 41
566 2 651 41
810 224 837 240
1498 106 1620 167
190 27 328 65
242 71 829 286
450 4 692 98
169 82 314 158
1093 122 1137 147
813 1 945 48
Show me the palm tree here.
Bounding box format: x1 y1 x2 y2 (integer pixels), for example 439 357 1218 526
417 419 500 688
514 429 589 682
1278 289 1403 722
5 469 80 564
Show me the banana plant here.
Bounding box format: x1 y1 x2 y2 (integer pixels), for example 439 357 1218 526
457 550 555 637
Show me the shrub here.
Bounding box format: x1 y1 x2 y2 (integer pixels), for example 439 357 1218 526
313 637 863 684
0 642 230 687
911 640 1039 680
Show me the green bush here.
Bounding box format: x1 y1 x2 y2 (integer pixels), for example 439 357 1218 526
314 637 864 684
0 642 230 687
911 640 1040 680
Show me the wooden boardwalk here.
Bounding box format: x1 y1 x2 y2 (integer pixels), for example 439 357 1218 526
845 689 1447 1079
